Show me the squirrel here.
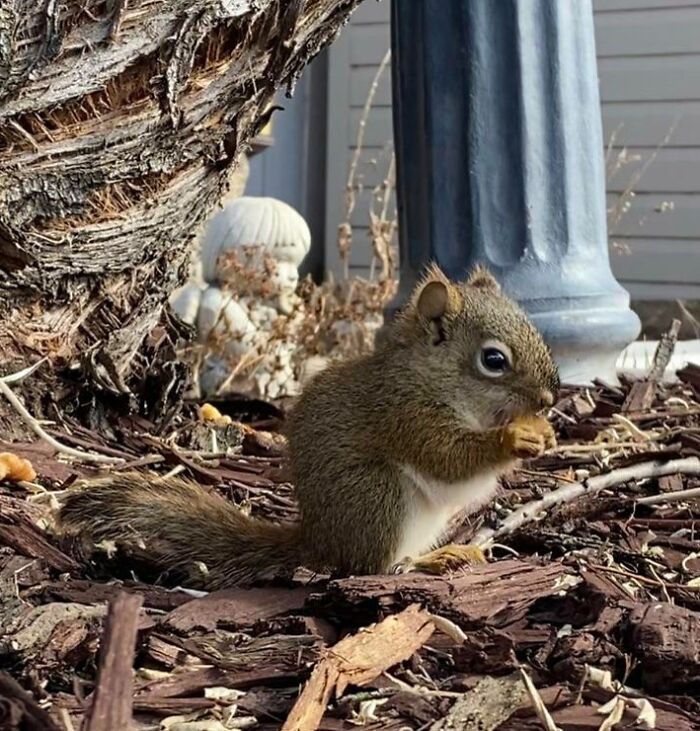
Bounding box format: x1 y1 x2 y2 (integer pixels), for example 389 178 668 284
58 264 559 589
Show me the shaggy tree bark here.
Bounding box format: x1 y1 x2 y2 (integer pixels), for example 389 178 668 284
0 0 360 423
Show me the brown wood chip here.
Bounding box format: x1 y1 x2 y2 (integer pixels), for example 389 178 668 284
83 591 143 731
310 559 567 630
0 512 78 574
0 672 62 730
282 604 435 731
163 586 311 633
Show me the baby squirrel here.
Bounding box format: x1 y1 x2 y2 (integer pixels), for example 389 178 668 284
59 264 559 589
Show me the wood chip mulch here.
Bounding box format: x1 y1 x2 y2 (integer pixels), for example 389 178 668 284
2 367 700 730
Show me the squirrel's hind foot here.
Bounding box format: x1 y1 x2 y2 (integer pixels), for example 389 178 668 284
391 543 487 575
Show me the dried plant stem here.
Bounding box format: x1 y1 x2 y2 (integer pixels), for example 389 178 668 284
369 150 397 283
0 380 123 465
340 48 391 279
608 118 679 229
471 457 700 548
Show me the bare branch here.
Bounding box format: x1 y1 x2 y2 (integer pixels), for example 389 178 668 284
471 457 700 548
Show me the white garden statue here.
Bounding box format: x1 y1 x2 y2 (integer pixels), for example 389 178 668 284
170 196 311 399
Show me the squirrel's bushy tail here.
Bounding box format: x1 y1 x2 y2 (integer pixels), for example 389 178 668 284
58 473 302 589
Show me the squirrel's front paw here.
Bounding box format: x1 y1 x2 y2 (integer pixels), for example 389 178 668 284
392 544 487 575
502 415 556 458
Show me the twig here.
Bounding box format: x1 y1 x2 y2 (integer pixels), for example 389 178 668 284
0 380 124 465
109 0 128 41
647 563 672 603
637 485 700 506
156 464 187 481
610 413 651 440
471 457 700 548
0 358 47 385
58 707 76 731
550 439 661 455
591 563 700 593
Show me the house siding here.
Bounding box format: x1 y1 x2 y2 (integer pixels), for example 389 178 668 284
324 0 700 299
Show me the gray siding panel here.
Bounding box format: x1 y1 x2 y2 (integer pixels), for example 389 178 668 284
607 148 700 193
608 193 700 238
595 0 700 11
348 187 397 229
598 56 700 102
349 23 392 64
602 101 700 147
610 239 700 283
348 107 393 146
322 0 700 298
622 281 700 298
595 0 700 301
350 66 391 107
324 20 354 276
594 7 700 55
352 1 391 24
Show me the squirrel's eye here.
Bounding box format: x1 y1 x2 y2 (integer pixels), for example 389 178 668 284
477 340 512 378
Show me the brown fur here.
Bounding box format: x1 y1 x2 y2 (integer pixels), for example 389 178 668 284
59 265 559 588
59 473 301 589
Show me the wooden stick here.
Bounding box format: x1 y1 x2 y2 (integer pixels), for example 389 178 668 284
0 380 123 465
471 457 700 548
84 592 143 731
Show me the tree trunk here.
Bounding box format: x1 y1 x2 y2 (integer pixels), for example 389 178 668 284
0 0 360 425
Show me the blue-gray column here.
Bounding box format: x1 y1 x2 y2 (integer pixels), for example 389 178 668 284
390 0 640 384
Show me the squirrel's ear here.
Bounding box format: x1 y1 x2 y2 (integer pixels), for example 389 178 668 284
416 280 449 320
465 264 501 293
412 264 463 327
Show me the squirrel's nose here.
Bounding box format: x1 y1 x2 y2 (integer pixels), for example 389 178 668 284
539 389 554 408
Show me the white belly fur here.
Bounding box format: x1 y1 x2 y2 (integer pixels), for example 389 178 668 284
394 466 501 562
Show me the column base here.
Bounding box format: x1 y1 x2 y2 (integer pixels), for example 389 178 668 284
530 305 641 386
